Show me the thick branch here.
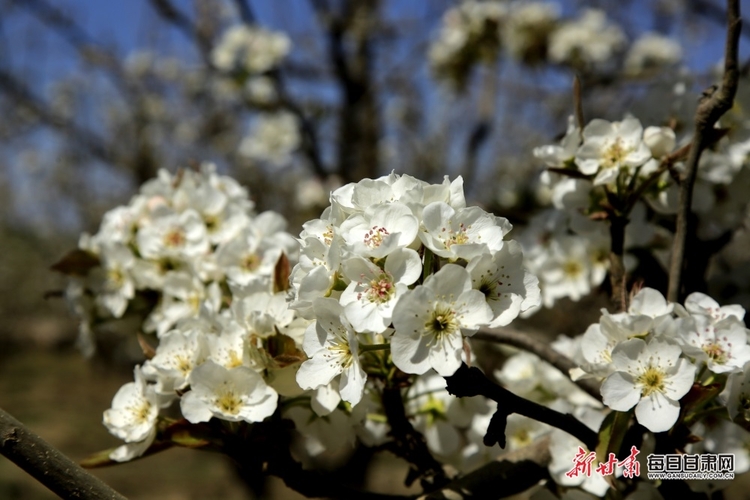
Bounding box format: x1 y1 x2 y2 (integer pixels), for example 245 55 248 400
473 327 602 402
444 364 599 451
312 0 380 181
0 407 127 500
667 0 741 302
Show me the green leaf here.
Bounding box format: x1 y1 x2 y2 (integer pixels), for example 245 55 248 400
162 420 220 450
80 441 175 469
79 448 120 468
595 410 631 465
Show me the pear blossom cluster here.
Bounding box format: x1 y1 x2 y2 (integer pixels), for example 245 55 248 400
239 111 301 167
290 172 540 408
526 111 750 309
487 288 750 495
211 25 291 75
64 163 298 354
547 9 626 70
571 287 750 433
429 2 682 86
624 33 683 75
429 0 510 86
83 166 301 462
86 171 542 465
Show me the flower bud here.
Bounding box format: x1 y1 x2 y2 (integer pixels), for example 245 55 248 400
643 126 676 158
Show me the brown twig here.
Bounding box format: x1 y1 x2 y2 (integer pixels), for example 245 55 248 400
473 327 602 402
667 0 741 302
573 75 585 130
609 215 629 312
0 407 127 500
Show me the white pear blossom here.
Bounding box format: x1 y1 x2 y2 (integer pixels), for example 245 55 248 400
136 209 210 262
466 240 540 327
676 315 750 374
181 360 278 423
548 9 626 69
503 2 560 64
103 367 159 462
296 298 366 406
340 248 421 333
339 202 419 258
142 327 209 396
624 33 682 75
575 117 652 186
601 338 696 432
643 126 677 159
391 264 493 376
680 292 746 324
420 202 511 261
90 243 136 318
239 112 300 166
537 236 594 307
723 367 750 420
211 25 290 74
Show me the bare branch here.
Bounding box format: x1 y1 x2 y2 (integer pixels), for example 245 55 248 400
473 327 602 402
444 364 599 450
667 0 741 302
0 68 114 164
0 407 127 500
609 215 628 312
148 0 212 61
573 74 585 130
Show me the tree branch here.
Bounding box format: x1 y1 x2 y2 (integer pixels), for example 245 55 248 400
0 407 127 500
232 0 256 24
473 327 602 402
609 214 628 312
444 364 599 451
0 68 114 164
667 0 741 302
149 0 212 62
381 386 449 488
226 417 420 500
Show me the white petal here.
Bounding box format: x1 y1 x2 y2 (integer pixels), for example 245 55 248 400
180 391 213 423
601 372 641 411
339 363 367 406
391 331 431 375
635 392 680 433
385 247 422 285
428 332 464 376
296 354 340 390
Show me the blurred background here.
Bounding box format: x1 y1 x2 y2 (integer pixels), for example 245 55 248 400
2 0 750 498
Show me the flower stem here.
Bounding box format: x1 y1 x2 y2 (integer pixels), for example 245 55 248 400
359 343 391 353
